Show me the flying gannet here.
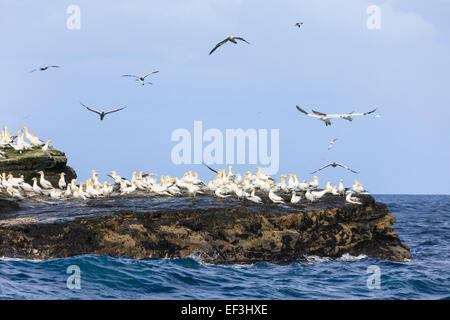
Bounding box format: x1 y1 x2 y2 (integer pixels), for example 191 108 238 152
209 35 250 55
80 102 127 120
30 65 60 73
122 71 159 85
311 108 377 122
310 162 358 174
328 138 338 150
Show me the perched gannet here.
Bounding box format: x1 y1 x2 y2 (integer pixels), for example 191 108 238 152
209 35 250 55
309 176 319 189
311 188 329 200
247 190 262 203
305 189 316 203
298 179 309 191
58 173 67 189
38 171 53 189
80 102 127 121
338 179 345 196
345 190 362 205
64 184 72 198
31 177 44 194
42 140 52 153
269 188 285 204
310 162 358 174
311 108 377 122
290 191 301 204
122 71 159 85
215 185 231 198
7 187 24 200
328 138 338 150
295 22 304 28
331 186 339 195
50 188 63 199
30 65 60 73
352 181 367 194
296 106 332 126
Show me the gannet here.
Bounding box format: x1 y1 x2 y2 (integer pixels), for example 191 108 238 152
215 185 231 198
305 189 316 203
310 162 358 174
309 176 319 189
122 71 159 84
338 179 345 196
80 102 127 120
50 188 63 199
269 188 285 204
296 106 333 126
31 177 44 195
311 188 329 200
290 191 301 204
295 22 304 28
209 35 250 55
30 65 60 73
23 127 44 147
58 173 67 189
64 184 72 198
311 108 377 122
7 187 24 200
38 171 53 189
345 190 362 205
352 181 367 194
247 190 262 203
298 179 309 191
42 140 52 153
328 138 338 150
331 186 339 195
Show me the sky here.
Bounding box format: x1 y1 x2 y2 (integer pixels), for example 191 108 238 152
1 0 449 194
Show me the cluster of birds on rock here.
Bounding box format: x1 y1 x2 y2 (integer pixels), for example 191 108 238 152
1 163 368 206
0 126 51 156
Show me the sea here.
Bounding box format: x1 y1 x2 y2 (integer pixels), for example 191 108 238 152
0 195 449 300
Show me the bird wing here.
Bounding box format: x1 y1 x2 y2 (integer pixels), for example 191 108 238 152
296 105 310 115
29 69 38 73
143 71 159 79
209 38 229 55
335 163 358 173
345 108 377 117
122 74 140 78
310 163 332 174
202 162 219 174
49 66 60 68
234 37 250 44
312 109 328 116
104 107 127 115
80 102 102 116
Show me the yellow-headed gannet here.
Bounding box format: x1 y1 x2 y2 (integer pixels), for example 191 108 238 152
38 171 53 189
345 190 362 205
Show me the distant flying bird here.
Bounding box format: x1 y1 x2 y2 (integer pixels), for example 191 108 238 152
310 162 358 174
296 105 332 126
311 108 377 122
80 102 127 120
30 65 60 73
209 35 250 55
122 71 159 84
295 22 303 28
328 138 338 150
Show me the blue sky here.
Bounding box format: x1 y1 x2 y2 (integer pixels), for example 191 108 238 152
1 0 449 194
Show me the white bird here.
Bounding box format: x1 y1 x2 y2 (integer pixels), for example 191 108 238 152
269 188 285 204
50 188 63 199
247 190 262 203
296 106 333 126
38 171 53 189
31 177 44 195
42 140 52 153
338 179 345 196
309 176 319 189
7 187 24 200
345 190 362 205
311 108 377 122
58 173 67 189
328 138 338 150
290 191 301 204
209 35 250 55
305 189 316 203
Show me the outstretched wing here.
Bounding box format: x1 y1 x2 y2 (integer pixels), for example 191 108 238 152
48 66 60 68
336 163 358 174
80 102 102 116
310 163 332 174
104 107 127 115
312 109 327 116
143 71 159 79
122 74 140 78
202 162 219 174
296 105 309 115
209 38 229 55
234 37 250 44
363 108 377 115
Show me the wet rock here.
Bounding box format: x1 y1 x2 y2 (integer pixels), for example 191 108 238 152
0 194 411 264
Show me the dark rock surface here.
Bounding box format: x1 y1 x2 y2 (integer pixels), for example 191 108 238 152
0 147 77 186
0 194 411 264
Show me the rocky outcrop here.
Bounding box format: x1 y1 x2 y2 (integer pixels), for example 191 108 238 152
0 194 411 263
0 147 76 186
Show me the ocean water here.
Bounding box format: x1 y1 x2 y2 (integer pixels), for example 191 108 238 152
0 195 449 300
